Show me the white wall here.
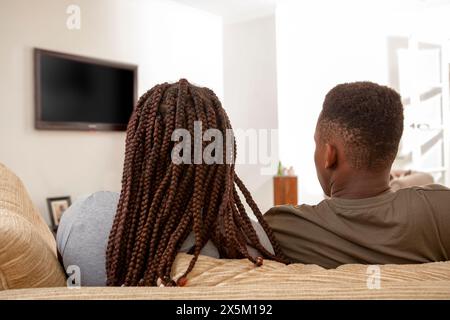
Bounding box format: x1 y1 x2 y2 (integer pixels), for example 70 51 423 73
276 0 450 204
223 15 279 214
0 0 223 224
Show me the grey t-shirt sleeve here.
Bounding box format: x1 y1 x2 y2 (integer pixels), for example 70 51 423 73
56 191 118 286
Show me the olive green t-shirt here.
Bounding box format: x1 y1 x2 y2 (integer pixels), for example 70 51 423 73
265 184 450 268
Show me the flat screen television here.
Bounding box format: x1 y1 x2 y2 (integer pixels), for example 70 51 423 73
34 48 137 131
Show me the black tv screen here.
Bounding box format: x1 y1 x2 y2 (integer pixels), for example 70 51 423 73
34 49 137 131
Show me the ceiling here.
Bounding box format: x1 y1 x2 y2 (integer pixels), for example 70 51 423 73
172 0 277 23
172 0 450 24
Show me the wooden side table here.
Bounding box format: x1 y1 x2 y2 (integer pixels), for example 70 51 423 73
273 176 298 206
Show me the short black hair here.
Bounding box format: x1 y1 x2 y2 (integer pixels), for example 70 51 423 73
318 81 404 170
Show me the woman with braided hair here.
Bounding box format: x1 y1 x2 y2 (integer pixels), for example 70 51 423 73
56 79 288 287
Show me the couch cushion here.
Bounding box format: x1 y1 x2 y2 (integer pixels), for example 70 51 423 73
1 282 450 300
0 163 66 290
0 253 449 299
170 253 450 288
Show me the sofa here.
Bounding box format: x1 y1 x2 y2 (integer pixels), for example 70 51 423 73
1 162 449 300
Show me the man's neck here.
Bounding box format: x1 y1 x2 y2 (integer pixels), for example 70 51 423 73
330 170 391 199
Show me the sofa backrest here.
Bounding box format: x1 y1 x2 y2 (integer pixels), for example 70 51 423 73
0 163 66 290
1 253 449 299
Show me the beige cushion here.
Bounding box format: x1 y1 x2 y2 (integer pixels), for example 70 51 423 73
0 253 449 299
1 282 450 300
170 253 450 288
0 163 66 290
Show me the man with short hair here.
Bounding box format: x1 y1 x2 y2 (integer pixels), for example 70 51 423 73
265 82 450 268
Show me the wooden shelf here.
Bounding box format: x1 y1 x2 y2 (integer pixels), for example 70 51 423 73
273 176 298 206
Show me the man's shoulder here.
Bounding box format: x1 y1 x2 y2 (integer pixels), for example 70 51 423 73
396 184 450 210
409 183 449 191
398 184 450 196
264 202 324 223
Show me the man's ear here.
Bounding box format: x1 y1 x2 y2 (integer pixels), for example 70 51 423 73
324 143 337 169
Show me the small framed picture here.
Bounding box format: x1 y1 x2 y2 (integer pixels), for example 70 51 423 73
47 196 72 230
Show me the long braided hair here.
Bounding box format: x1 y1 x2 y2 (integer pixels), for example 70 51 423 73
106 79 288 286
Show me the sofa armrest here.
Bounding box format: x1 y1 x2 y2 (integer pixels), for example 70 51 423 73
0 163 66 290
0 215 66 290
